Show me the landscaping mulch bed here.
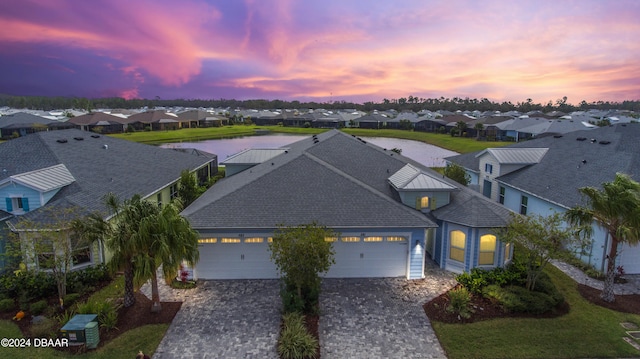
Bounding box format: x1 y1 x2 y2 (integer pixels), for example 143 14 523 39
423 285 570 324
577 284 640 315
2 291 180 354
425 283 640 324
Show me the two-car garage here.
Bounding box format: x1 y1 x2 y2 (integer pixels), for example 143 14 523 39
195 234 410 280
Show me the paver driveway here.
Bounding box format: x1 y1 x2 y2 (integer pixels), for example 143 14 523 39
150 280 281 359
320 270 456 359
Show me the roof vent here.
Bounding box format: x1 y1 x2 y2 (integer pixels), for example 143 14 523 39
103 144 108 149
73 137 84 141
599 140 611 145
56 139 68 143
91 134 100 138
576 137 586 141
590 138 597 143
582 160 587 164
553 135 563 138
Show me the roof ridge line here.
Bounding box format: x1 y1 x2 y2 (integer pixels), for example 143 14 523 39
302 152 436 225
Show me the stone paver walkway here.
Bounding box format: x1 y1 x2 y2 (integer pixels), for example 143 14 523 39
144 279 281 359
319 263 457 359
552 260 640 295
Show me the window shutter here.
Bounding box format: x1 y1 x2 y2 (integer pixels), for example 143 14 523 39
5 198 12 212
22 198 29 212
430 198 437 210
415 197 421 210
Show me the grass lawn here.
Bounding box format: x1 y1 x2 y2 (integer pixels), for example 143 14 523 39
432 266 640 358
0 276 167 358
108 125 508 153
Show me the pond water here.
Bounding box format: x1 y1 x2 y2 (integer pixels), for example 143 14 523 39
160 133 458 167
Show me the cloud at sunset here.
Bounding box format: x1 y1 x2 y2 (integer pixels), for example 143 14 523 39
0 0 639 103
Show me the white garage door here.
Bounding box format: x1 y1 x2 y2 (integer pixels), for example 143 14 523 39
195 237 279 280
195 235 409 279
325 235 409 278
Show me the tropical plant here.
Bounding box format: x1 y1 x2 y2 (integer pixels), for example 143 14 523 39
443 162 470 186
446 287 474 319
269 223 336 314
495 212 581 291
177 169 200 207
565 173 640 302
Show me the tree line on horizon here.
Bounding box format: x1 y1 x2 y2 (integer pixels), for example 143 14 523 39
1 94 639 114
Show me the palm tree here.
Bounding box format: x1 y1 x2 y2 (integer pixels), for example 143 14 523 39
455 121 468 137
474 122 484 139
135 199 199 312
102 194 159 307
565 173 640 302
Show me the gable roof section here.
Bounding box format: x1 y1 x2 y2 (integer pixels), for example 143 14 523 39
1 129 213 223
4 164 75 192
389 164 456 191
476 148 548 164
431 187 514 227
183 130 436 229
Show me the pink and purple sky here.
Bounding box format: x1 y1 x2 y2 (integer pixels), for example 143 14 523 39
1 0 639 104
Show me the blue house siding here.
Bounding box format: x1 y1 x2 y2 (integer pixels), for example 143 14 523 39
0 183 41 213
499 183 609 271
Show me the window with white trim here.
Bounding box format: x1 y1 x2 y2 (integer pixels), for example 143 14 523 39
499 186 505 204
71 235 91 266
170 184 178 201
37 239 55 270
479 234 496 265
449 230 465 262
520 195 528 215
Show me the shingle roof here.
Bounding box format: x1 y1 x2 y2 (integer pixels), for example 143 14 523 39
449 123 640 209
1 129 213 224
183 130 436 229
431 187 514 227
184 130 511 230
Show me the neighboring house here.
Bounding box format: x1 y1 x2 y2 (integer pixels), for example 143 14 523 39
124 110 188 131
182 130 513 280
0 112 75 139
68 112 128 133
0 129 216 271
446 123 640 274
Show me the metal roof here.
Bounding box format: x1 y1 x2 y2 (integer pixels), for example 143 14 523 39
5 164 75 192
388 164 456 191
222 148 289 165
476 148 548 164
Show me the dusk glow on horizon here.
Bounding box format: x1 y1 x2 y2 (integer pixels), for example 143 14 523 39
1 0 639 104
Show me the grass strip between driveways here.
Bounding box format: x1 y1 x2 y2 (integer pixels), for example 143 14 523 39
431 265 640 359
109 126 508 153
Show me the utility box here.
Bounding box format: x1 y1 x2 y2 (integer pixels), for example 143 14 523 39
60 314 98 345
84 321 100 349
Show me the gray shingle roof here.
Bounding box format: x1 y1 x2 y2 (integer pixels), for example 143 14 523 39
184 130 512 230
1 129 213 224
183 130 436 229
431 187 514 227
449 123 640 209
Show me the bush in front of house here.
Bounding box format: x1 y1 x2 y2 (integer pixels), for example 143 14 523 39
0 298 16 312
456 265 526 294
483 283 562 315
446 287 474 319
29 299 49 316
0 270 56 302
63 293 81 308
277 312 318 359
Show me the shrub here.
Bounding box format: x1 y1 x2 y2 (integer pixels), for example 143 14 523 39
56 309 76 326
278 312 318 359
0 270 56 302
0 298 16 312
77 300 116 324
456 266 526 294
63 293 81 308
100 307 119 331
483 285 558 314
170 279 197 289
446 287 474 319
29 299 48 316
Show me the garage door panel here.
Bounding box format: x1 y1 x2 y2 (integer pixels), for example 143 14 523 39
196 242 279 279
